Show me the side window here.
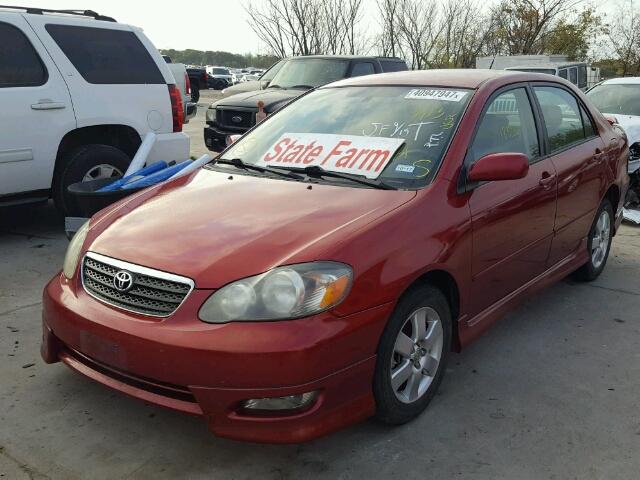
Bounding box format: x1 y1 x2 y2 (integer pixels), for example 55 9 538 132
0 22 47 88
569 67 578 85
533 86 586 152
45 24 164 85
559 68 568 80
578 65 587 89
471 88 540 162
580 105 596 137
350 62 375 77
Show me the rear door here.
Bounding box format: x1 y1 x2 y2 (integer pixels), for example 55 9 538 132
0 14 75 197
25 16 174 136
467 86 557 314
531 84 607 264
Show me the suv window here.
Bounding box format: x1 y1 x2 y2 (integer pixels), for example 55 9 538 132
351 62 375 77
0 22 47 88
534 86 586 152
45 25 164 85
471 88 539 162
578 65 587 89
569 67 578 85
559 68 568 80
379 59 407 72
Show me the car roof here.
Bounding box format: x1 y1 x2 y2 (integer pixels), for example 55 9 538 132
600 77 640 85
327 69 558 89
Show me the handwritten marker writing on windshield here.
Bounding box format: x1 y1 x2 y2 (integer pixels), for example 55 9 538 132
256 100 267 124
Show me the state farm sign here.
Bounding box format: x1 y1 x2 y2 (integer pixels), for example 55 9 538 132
256 133 405 179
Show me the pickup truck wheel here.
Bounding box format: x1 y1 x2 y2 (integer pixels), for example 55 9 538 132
191 83 200 103
53 144 131 216
373 285 452 425
574 198 614 281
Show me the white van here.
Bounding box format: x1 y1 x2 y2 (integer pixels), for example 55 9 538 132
0 6 190 213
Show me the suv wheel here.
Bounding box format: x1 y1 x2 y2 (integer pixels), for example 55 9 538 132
53 144 131 216
574 198 614 281
373 285 452 425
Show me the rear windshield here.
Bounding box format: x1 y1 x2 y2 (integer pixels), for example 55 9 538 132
220 86 471 189
45 25 164 85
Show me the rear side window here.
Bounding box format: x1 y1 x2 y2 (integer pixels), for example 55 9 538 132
569 67 578 85
379 60 407 72
471 88 540 162
578 65 587 89
0 22 47 87
559 69 568 80
580 105 596 137
351 62 375 77
45 25 164 84
534 86 586 152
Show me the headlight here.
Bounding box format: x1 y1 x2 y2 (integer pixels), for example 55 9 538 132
62 220 90 279
206 107 216 122
199 262 352 323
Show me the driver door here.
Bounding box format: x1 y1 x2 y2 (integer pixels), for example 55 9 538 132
467 86 558 315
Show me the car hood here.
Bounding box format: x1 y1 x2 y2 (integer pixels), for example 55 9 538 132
215 88 304 113
88 169 416 288
221 81 261 98
605 114 640 144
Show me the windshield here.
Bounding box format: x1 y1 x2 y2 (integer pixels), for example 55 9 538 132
587 83 640 116
269 59 349 89
219 86 471 189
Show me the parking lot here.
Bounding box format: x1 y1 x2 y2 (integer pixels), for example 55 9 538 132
1 98 639 477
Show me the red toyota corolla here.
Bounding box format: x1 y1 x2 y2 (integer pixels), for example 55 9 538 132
42 70 629 443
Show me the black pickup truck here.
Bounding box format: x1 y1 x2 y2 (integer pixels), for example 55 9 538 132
186 67 208 103
204 55 407 152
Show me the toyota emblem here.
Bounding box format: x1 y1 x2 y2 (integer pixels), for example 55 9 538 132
231 115 243 123
113 270 134 292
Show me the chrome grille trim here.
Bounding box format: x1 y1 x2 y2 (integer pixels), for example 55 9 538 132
81 252 195 318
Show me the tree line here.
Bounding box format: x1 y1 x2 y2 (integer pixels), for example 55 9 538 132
245 0 640 77
159 49 280 69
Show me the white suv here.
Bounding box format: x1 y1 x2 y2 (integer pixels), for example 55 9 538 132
0 7 190 213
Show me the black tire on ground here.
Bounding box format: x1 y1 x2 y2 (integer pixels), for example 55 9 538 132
191 83 200 103
373 284 452 426
574 198 614 282
53 144 131 216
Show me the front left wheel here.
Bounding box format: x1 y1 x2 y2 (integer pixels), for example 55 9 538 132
373 285 452 425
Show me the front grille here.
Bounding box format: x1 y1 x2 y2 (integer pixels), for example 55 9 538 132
81 253 194 317
216 108 255 129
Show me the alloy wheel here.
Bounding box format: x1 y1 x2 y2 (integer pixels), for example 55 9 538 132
390 307 444 404
82 164 123 182
591 209 611 269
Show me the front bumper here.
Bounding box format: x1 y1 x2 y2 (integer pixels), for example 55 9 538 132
204 124 248 152
42 273 393 443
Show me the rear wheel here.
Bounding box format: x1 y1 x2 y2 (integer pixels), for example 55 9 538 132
374 285 452 425
53 144 130 216
574 198 613 281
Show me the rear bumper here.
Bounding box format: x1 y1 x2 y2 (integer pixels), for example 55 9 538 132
147 132 190 164
42 274 392 443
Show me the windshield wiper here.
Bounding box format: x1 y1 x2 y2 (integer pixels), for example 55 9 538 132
274 165 397 190
288 84 315 90
215 158 303 180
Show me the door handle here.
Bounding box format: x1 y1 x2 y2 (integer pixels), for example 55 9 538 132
539 172 556 189
31 101 66 110
591 147 605 165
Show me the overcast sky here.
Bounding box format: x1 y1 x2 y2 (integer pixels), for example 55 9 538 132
25 0 618 54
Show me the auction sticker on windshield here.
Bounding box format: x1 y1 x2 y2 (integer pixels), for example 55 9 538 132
257 133 405 179
405 89 467 102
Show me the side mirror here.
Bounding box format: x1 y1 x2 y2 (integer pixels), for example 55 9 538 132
468 152 529 182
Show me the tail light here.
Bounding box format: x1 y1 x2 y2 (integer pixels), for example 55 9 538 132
184 73 191 96
168 84 183 132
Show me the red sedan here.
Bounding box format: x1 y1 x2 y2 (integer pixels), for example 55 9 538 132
42 70 629 443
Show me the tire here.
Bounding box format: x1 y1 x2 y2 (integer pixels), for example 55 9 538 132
191 83 200 103
574 198 614 281
53 144 131 216
374 284 452 425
